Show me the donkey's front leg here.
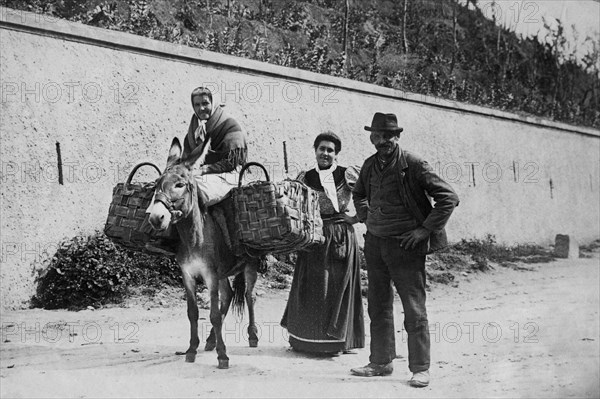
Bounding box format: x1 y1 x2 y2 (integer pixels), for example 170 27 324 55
179 271 199 363
209 283 229 369
245 261 259 348
205 279 234 352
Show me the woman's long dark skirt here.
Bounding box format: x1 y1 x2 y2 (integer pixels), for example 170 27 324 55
281 220 365 353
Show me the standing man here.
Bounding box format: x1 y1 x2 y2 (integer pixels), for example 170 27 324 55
350 112 459 387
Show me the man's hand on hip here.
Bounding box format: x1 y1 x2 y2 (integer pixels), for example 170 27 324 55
398 227 431 250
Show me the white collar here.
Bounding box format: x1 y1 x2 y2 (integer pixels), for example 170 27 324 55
315 162 339 212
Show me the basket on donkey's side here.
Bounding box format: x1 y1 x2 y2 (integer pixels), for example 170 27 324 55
231 162 324 255
104 162 173 253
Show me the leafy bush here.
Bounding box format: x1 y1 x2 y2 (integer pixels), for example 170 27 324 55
451 234 554 264
31 232 180 310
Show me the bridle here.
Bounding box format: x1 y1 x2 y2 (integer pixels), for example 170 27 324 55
154 191 178 212
152 137 211 225
152 167 194 223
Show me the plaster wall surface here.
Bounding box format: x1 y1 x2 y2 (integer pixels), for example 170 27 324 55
1 10 598 309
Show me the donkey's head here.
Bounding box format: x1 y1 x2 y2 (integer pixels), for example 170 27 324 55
148 137 211 231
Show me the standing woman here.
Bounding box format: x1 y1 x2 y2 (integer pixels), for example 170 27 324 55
281 131 365 354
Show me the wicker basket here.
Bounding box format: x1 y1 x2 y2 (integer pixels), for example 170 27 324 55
104 162 169 251
232 162 324 254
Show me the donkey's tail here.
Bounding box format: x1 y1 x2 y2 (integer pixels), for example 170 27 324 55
231 273 246 318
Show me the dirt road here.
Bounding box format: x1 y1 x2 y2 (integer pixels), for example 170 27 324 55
1 256 599 398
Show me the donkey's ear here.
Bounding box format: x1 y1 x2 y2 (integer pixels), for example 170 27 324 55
183 137 212 170
166 138 182 167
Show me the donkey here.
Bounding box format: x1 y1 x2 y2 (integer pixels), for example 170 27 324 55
148 137 260 369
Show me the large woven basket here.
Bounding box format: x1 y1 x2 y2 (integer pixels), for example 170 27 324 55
104 162 169 251
232 162 324 254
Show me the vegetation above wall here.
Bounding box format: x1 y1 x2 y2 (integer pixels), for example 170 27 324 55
3 0 599 128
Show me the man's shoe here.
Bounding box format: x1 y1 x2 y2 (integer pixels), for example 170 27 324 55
409 370 430 387
145 238 178 256
350 362 393 377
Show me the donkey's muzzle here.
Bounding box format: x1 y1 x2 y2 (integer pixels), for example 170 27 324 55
148 201 172 231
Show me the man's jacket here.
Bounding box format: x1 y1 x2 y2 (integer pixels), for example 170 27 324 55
353 148 459 253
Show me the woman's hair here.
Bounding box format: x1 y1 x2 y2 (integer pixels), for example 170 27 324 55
313 131 342 154
191 86 213 103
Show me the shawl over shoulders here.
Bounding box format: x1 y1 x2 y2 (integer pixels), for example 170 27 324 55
183 106 247 169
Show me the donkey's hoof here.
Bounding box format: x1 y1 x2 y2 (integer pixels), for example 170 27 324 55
204 341 216 351
217 359 229 369
249 339 258 348
185 352 197 363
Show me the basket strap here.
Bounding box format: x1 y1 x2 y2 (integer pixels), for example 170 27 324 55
126 162 162 185
238 162 270 187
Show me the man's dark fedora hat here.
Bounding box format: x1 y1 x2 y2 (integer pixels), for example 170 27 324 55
364 112 404 132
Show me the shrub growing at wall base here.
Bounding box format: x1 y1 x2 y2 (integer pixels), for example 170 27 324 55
31 232 180 310
452 234 556 264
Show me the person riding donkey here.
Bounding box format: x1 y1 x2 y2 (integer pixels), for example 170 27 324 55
147 86 247 255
